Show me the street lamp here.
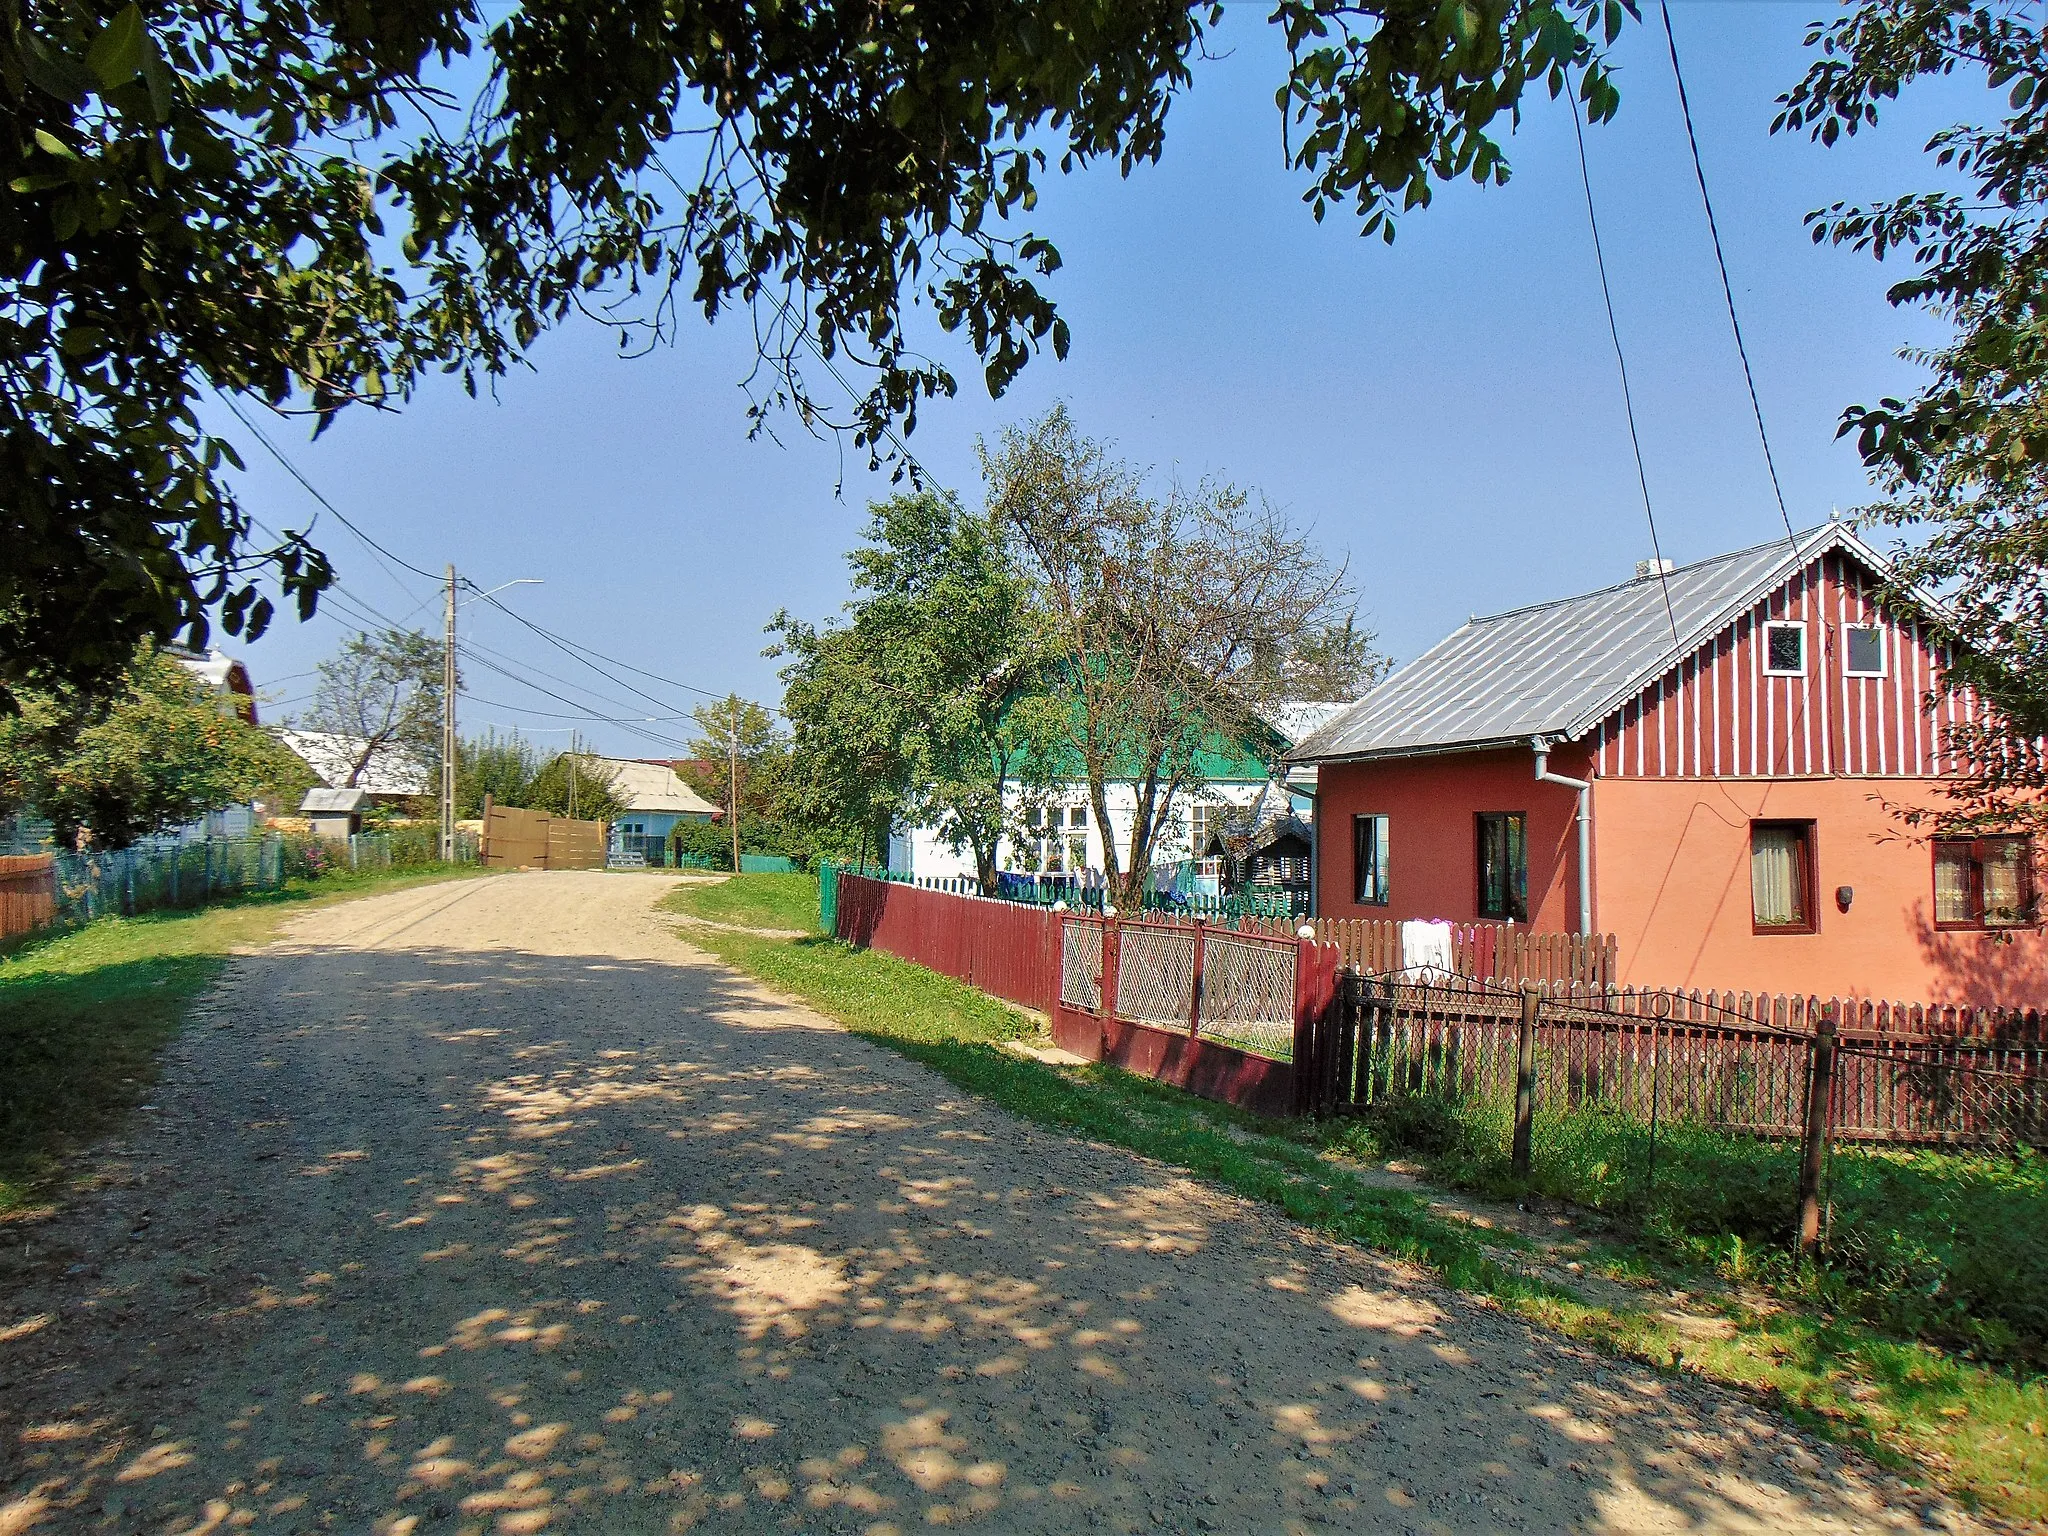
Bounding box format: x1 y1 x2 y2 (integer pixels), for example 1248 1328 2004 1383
460 577 544 607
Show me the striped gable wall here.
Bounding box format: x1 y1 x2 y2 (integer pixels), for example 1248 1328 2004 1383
1594 547 1983 780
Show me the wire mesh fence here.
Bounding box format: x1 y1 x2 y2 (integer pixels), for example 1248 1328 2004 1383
8 828 481 936
1305 970 2048 1256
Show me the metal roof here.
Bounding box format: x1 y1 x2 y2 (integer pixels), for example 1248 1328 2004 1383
301 787 371 813
277 729 432 796
1291 525 1895 764
588 756 719 817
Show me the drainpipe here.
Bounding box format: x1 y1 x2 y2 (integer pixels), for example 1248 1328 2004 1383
1532 736 1593 936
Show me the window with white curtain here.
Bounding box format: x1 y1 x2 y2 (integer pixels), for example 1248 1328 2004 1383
1354 814 1390 905
1750 821 1815 932
1934 836 2035 928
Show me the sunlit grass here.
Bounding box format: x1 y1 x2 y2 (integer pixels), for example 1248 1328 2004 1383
0 865 492 1215
661 871 820 932
690 924 2048 1521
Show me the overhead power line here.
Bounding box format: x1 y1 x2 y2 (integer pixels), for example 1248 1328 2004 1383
216 392 448 589
222 402 761 732
1570 89 1682 652
1658 0 1800 554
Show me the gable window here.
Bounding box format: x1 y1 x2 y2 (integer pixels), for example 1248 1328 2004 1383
1751 821 1816 934
1353 815 1390 905
1934 837 2035 929
1476 812 1527 921
1763 621 1807 676
1844 624 1887 677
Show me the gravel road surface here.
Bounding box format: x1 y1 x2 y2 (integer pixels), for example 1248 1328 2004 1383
0 872 1977 1535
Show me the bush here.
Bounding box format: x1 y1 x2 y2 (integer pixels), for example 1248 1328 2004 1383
1366 1092 1475 1157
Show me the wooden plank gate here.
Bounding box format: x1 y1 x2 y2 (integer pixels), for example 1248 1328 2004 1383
480 799 607 870
0 853 57 941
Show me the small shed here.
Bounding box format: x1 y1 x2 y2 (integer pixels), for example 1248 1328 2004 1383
302 786 371 841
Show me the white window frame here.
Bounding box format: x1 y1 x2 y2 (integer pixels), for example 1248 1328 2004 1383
1762 620 1808 677
1844 623 1888 678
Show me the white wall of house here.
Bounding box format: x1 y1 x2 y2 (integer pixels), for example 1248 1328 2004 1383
887 778 1299 882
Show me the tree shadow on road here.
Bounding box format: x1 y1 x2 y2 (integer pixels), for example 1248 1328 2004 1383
0 941 1949 1535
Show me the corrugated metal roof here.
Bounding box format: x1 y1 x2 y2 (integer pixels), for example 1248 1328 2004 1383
301 787 371 813
1292 526 1887 763
589 756 719 817
277 729 431 796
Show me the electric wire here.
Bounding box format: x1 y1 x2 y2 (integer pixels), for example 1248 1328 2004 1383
1570 89 1683 652
1659 0 1801 554
230 423 760 731
217 392 448 587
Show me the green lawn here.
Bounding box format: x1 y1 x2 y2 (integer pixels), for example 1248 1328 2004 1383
1343 1093 2048 1373
684 923 2048 1523
661 870 820 932
0 865 492 1217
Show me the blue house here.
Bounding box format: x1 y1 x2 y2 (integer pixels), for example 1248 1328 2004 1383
589 756 719 866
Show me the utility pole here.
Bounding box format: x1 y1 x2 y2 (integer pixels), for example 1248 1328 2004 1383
728 699 742 875
440 564 457 862
568 730 578 821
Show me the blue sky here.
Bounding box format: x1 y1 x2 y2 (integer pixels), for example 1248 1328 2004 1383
217 3 1982 759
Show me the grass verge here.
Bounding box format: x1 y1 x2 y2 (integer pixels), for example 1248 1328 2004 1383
661 871 819 933
0 865 492 1216
688 925 2048 1522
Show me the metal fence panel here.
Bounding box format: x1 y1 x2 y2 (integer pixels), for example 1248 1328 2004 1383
1199 933 1295 1059
1116 925 1195 1029
1061 921 1102 1012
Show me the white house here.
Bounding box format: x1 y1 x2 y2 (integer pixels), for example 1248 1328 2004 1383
885 703 1348 889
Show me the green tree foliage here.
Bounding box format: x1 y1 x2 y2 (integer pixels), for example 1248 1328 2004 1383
773 492 1041 893
454 730 538 818
1778 3 2048 829
451 731 622 820
0 648 308 848
297 629 448 789
987 405 1367 908
682 697 779 821
519 751 625 824
3 0 1627 707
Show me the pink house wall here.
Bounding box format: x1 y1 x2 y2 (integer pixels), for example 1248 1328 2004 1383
1314 746 1592 930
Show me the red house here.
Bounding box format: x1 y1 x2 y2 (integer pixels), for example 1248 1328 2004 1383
1292 525 2047 1004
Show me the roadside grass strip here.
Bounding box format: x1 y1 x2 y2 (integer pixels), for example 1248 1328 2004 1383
661 871 820 933
689 924 2048 1522
0 866 492 1217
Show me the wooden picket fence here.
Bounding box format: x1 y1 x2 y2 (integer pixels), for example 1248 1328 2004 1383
1311 972 2048 1148
1309 916 1616 988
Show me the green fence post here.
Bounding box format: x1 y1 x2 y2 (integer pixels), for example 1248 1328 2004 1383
818 861 838 935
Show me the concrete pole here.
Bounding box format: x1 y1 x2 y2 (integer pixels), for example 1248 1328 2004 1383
441 565 457 862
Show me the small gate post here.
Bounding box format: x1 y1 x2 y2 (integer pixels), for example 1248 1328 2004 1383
1292 931 1335 1115
1795 1005 1840 1258
1511 983 1540 1178
1100 913 1121 1024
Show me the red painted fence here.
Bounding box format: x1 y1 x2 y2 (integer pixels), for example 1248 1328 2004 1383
834 873 1061 1014
833 873 1342 1117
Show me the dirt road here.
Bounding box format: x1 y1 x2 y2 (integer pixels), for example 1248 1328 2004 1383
1 872 1973 1534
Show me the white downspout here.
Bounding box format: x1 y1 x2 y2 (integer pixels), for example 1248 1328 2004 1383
1532 736 1593 936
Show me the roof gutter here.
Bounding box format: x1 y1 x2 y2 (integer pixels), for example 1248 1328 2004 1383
1532 736 1593 936
1285 734 1553 770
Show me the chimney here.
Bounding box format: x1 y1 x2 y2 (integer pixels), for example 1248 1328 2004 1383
1635 557 1676 579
